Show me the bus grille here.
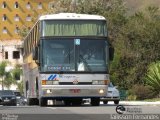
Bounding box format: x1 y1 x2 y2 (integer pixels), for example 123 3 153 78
59 82 92 85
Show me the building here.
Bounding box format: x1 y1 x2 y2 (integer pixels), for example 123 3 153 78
0 0 54 40
0 0 54 90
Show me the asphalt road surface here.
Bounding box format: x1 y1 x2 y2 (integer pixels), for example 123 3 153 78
0 102 160 120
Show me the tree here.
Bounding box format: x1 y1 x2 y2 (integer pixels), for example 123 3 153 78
18 25 30 39
0 61 22 90
12 64 23 93
0 61 18 90
16 81 23 94
113 6 160 89
0 61 7 90
12 64 22 81
3 72 16 89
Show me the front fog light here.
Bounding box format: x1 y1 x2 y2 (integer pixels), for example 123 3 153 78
46 89 52 94
99 89 104 94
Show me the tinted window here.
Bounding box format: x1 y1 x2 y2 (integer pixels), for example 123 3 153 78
0 90 14 95
14 92 21 96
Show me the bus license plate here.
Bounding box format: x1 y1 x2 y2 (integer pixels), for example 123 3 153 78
70 89 81 93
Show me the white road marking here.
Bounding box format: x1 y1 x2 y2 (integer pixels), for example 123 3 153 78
46 107 57 110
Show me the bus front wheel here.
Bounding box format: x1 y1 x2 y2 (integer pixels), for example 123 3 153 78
91 98 100 106
27 98 39 105
40 98 47 107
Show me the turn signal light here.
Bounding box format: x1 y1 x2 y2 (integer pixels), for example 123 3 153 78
104 80 110 85
42 80 46 85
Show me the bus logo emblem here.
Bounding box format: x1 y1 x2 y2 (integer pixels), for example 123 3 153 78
48 74 58 80
73 80 79 85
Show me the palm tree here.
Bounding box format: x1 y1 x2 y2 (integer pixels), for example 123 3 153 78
12 64 23 93
4 72 16 89
0 61 7 90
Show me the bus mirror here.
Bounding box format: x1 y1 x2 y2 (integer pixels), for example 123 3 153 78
109 47 114 61
33 47 38 60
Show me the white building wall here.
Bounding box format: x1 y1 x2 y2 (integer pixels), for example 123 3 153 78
0 84 18 90
0 40 23 64
0 40 23 90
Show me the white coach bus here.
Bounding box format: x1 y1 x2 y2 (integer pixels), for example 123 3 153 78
23 13 114 106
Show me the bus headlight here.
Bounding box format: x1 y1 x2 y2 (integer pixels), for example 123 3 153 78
42 80 59 85
92 80 109 85
46 81 53 85
42 80 46 85
53 81 59 85
99 89 104 94
46 89 52 94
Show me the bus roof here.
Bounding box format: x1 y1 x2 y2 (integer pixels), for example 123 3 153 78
39 13 106 21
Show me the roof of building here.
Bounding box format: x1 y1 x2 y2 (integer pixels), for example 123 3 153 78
39 13 106 20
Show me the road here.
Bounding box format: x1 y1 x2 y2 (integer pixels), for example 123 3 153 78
0 102 160 120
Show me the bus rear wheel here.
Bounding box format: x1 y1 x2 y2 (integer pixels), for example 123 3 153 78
40 98 47 107
27 98 39 105
114 100 119 105
64 100 71 106
91 98 100 106
72 99 82 106
103 101 108 104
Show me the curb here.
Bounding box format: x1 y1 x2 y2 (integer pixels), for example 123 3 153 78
119 101 160 106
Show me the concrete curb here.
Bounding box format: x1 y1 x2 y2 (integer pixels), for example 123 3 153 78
119 101 160 105
99 101 160 105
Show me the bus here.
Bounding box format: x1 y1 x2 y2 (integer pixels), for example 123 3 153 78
23 13 114 106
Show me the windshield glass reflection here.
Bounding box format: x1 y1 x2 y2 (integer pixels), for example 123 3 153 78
41 39 108 72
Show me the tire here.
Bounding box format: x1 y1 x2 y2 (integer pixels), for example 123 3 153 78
64 100 71 106
12 103 17 106
72 99 82 106
27 98 39 105
27 98 33 105
103 101 108 104
114 100 119 105
40 98 47 107
91 98 100 106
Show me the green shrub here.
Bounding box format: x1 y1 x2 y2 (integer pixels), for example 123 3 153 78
127 95 137 101
145 62 160 95
128 84 155 100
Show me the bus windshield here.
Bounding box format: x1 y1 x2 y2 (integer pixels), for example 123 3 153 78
40 38 109 73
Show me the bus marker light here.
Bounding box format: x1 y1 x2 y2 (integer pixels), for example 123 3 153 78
42 80 46 85
104 80 109 85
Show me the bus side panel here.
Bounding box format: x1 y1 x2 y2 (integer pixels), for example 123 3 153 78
23 63 39 99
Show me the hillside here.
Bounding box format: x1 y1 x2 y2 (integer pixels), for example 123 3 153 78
124 0 160 13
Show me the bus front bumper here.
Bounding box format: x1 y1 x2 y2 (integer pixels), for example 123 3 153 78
40 85 107 98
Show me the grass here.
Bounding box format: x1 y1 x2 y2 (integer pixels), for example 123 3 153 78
144 98 160 102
